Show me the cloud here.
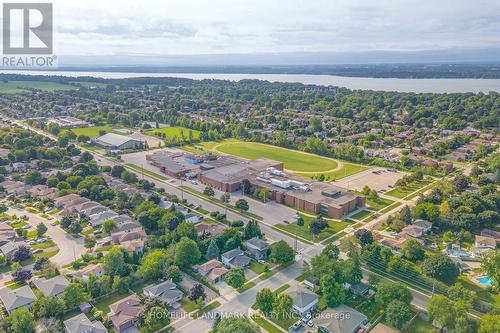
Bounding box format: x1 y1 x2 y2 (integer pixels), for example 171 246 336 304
44 0 500 57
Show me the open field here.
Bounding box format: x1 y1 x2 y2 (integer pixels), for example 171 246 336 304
0 81 77 94
386 179 433 199
145 126 201 139
296 162 370 180
67 126 121 138
274 214 352 242
216 141 338 172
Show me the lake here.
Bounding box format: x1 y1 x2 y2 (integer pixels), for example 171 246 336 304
1 69 500 93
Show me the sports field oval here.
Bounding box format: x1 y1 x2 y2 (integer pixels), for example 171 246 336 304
215 142 338 172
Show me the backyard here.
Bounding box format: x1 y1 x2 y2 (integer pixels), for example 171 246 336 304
274 214 351 242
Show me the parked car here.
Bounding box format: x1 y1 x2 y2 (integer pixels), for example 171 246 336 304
290 321 302 331
50 221 57 226
22 225 32 230
32 249 43 254
307 320 314 327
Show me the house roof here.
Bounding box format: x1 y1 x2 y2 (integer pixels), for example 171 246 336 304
222 248 245 260
32 275 70 297
74 263 105 278
197 259 228 281
289 289 319 308
315 304 368 333
195 223 225 236
63 313 107 333
0 286 37 312
402 225 424 236
246 237 269 251
413 219 432 229
475 235 496 248
143 280 182 304
109 295 142 328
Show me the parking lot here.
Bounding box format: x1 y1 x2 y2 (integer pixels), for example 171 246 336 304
333 167 407 192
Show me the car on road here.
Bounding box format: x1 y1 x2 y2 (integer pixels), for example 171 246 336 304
191 180 198 185
290 321 302 331
23 225 32 229
32 249 43 254
50 221 57 226
302 313 312 323
307 320 314 327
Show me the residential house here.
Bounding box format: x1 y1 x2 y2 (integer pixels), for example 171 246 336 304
185 213 202 224
303 276 319 289
412 219 432 233
26 185 59 199
89 211 119 227
221 248 251 268
316 304 368 333
111 230 146 244
401 225 425 238
288 288 319 316
63 313 107 333
54 194 82 208
195 223 225 237
245 237 269 260
143 280 182 308
195 259 228 283
347 282 374 299
473 235 496 258
0 180 28 196
108 295 142 332
32 275 70 297
120 240 144 255
480 229 500 244
73 263 106 282
0 286 37 314
0 240 25 259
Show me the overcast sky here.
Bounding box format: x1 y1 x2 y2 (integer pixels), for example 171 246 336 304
35 0 500 64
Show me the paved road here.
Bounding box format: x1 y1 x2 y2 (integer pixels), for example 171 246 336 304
6 207 85 266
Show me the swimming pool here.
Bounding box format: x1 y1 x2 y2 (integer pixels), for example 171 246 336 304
476 277 492 286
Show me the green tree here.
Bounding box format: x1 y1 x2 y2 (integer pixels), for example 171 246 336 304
481 250 500 289
8 307 35 333
203 185 215 197
235 199 249 211
165 265 182 283
274 293 293 318
32 296 65 319
83 235 96 250
255 288 274 314
175 237 201 266
176 221 197 240
269 240 294 265
478 314 500 333
36 223 47 237
428 295 456 329
375 282 413 307
102 247 126 276
140 249 169 280
243 220 262 240
24 170 44 185
385 300 412 329
205 239 220 260
399 205 412 224
320 275 346 307
143 306 170 332
62 283 90 310
422 254 459 283
102 219 117 234
225 268 246 288
402 238 425 262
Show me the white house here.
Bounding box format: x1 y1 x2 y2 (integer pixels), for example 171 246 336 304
288 288 319 316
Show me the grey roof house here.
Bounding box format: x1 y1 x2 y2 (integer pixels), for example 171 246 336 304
221 248 251 268
245 237 269 260
32 275 70 297
0 286 37 314
143 280 183 308
316 304 368 333
64 313 107 333
288 288 319 316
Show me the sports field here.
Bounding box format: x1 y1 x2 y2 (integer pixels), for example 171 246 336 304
0 81 77 94
216 141 338 172
145 126 201 139
67 126 120 138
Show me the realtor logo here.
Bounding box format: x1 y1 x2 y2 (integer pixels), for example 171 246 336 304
2 3 53 54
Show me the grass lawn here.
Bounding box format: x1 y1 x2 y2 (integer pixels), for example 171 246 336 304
181 299 198 313
145 126 201 140
47 208 61 215
251 315 283 333
93 292 131 314
192 301 221 319
407 318 437 333
386 179 432 199
125 163 169 181
10 221 27 228
350 209 373 220
260 270 275 280
238 281 256 293
31 241 56 249
271 314 297 331
248 261 266 274
274 218 351 242
67 126 121 138
0 81 77 94
366 197 395 211
181 139 238 154
296 162 370 181
273 284 290 294
33 249 59 260
216 141 338 172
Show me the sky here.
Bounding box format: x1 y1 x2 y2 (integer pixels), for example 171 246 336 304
11 0 500 64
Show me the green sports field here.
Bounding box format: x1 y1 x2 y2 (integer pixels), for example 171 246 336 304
66 126 119 138
145 126 201 139
0 81 77 94
216 141 338 172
